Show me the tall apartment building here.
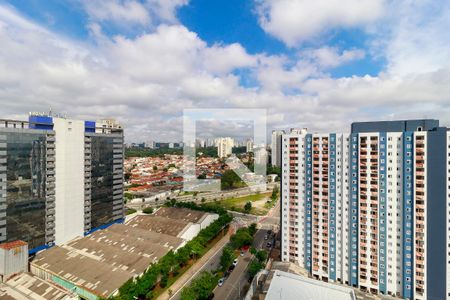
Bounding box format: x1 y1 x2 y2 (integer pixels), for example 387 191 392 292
0 114 124 254
281 120 450 300
217 137 234 158
246 139 254 153
271 130 285 167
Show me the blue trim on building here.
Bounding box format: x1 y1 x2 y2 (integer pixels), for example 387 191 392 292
349 133 359 286
305 134 312 272
379 132 387 293
351 120 439 133
426 128 448 300
329 133 337 280
85 121 96 133
84 218 124 236
402 132 414 299
28 115 53 130
29 244 51 255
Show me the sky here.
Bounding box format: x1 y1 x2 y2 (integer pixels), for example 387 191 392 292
0 0 449 142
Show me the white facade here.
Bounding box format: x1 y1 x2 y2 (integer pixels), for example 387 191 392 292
53 118 85 245
246 139 253 153
177 213 219 241
217 137 234 158
95 119 122 134
281 125 445 299
0 241 28 282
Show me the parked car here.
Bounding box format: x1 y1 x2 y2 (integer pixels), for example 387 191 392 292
233 258 238 266
240 251 244 256
264 235 268 240
267 242 272 248
218 278 225 287
228 264 235 272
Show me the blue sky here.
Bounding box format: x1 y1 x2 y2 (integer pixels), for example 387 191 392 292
4 0 383 79
0 0 448 141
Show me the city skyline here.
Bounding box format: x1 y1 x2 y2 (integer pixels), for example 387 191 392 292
0 1 449 143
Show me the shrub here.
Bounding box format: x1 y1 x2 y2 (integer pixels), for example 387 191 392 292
125 208 137 215
142 207 154 214
244 201 252 213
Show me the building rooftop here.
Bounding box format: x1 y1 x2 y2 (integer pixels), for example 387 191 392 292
30 222 185 298
0 240 27 250
106 223 184 249
126 215 190 237
1 272 73 300
266 270 356 300
31 246 132 298
29 207 211 299
153 207 208 224
351 119 439 133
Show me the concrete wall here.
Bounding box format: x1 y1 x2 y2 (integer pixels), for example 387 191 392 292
199 213 219 230
0 244 28 282
54 118 85 245
179 223 201 241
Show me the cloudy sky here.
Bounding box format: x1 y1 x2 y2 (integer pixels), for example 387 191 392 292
0 0 449 142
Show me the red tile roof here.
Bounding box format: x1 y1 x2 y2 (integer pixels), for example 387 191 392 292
0 240 27 250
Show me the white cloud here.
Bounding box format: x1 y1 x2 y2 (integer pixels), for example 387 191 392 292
202 43 257 74
81 0 190 28
379 0 450 76
0 1 450 143
303 47 365 68
146 0 189 23
255 0 385 46
83 0 151 25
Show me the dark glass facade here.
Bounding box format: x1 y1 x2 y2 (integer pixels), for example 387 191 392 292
4 132 47 249
90 136 115 229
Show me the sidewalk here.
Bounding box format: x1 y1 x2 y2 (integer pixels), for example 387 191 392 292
157 227 233 300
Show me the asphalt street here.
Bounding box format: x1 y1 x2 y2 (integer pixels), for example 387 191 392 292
213 228 272 300
213 251 252 300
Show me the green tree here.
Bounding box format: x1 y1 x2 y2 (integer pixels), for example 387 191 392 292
196 146 218 158
142 207 153 214
248 260 264 278
188 240 205 259
232 146 247 154
180 287 197 300
244 201 252 213
125 208 137 215
221 170 245 190
256 250 268 263
220 246 235 271
230 228 253 249
180 272 217 300
271 185 279 201
266 164 281 177
248 223 257 236
153 165 158 171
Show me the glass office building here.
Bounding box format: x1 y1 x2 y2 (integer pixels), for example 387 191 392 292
0 128 56 252
89 136 117 229
0 115 123 253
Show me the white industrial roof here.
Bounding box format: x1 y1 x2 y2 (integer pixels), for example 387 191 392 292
266 270 356 300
